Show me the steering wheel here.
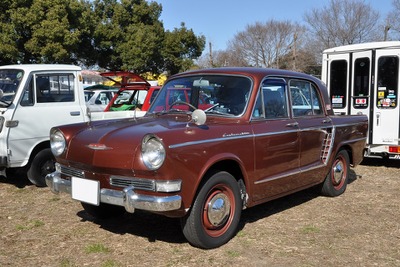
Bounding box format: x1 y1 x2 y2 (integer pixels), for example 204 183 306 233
169 100 196 111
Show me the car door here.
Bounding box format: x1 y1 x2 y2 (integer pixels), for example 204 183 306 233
289 79 334 186
251 78 301 202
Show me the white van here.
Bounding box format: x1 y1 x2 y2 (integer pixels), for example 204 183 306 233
322 41 400 159
0 64 145 186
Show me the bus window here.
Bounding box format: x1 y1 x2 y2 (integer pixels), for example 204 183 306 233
353 57 370 109
329 60 347 108
377 56 398 109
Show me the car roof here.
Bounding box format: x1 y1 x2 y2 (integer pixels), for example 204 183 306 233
171 67 321 84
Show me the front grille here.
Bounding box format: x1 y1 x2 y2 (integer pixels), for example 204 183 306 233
59 165 84 178
58 164 155 192
110 176 156 191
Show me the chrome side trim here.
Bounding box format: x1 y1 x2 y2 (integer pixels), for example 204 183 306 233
169 130 300 149
169 124 335 149
169 133 253 149
254 163 326 185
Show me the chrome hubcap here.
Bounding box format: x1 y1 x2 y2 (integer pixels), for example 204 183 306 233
333 161 344 184
207 192 231 227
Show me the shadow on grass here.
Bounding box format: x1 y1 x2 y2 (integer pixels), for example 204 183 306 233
76 168 361 247
361 157 400 168
0 168 31 188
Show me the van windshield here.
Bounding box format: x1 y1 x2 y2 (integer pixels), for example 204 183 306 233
0 69 24 107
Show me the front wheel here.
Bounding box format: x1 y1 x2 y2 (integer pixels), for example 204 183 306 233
181 171 243 249
27 148 55 187
321 150 350 197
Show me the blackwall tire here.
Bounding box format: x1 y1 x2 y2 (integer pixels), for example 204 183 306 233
27 148 55 187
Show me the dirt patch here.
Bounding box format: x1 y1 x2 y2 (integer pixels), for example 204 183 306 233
0 159 399 267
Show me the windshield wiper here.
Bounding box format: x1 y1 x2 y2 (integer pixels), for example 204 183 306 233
0 99 10 106
204 109 228 115
156 108 190 115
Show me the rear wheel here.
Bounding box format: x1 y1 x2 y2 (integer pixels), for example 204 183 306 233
181 171 242 249
81 202 126 219
321 150 350 197
27 148 55 187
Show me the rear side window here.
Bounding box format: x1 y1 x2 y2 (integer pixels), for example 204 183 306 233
290 80 323 117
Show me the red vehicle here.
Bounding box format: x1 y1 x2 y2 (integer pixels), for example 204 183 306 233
101 71 160 112
46 67 368 249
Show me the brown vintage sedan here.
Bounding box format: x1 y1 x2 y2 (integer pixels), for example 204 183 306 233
46 67 368 249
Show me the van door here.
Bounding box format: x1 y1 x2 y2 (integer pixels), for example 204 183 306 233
349 51 372 144
8 71 86 166
325 53 350 115
372 50 400 147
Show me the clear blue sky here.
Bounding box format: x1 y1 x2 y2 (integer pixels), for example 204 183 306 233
154 0 393 51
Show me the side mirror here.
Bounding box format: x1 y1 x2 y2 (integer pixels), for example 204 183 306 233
191 109 206 126
0 89 3 99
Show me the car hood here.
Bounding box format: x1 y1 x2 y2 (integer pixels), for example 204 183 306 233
61 114 213 170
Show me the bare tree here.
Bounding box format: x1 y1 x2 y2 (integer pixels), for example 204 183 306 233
386 0 400 40
226 20 304 69
196 47 249 69
304 0 380 49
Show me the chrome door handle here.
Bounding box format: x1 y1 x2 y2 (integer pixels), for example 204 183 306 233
70 111 81 116
286 122 299 127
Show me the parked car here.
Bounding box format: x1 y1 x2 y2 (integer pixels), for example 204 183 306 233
84 84 118 112
101 71 161 113
46 67 368 249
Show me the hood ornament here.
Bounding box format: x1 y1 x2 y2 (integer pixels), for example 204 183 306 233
86 143 113 150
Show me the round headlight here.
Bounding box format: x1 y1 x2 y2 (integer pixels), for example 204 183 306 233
141 135 165 170
50 129 66 156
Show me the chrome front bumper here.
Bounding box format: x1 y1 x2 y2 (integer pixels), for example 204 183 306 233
45 172 182 213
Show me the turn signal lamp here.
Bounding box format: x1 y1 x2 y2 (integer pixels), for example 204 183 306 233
388 146 400 153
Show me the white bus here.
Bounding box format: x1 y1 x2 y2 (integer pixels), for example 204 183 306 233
322 41 400 159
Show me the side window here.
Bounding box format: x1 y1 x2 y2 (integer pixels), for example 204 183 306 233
377 56 398 109
20 78 34 106
353 57 370 109
329 60 347 109
290 80 323 117
36 74 75 103
252 78 288 119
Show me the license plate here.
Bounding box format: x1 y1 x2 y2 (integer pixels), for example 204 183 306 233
71 177 100 205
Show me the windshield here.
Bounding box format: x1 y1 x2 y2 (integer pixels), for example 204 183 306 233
148 75 252 116
0 69 24 106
